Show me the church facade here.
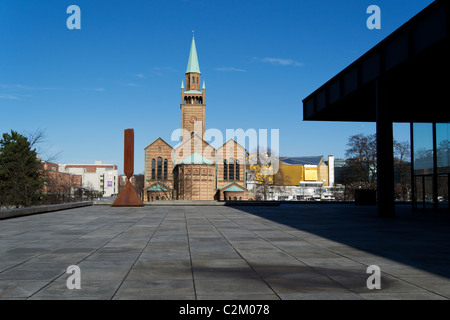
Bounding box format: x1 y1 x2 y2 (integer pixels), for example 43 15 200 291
143 36 248 202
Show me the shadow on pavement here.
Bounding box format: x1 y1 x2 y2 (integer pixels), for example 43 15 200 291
227 203 450 279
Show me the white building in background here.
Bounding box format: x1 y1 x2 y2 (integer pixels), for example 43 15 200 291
246 155 342 201
259 185 338 201
58 161 119 197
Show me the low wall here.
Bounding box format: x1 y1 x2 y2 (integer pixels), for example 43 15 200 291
142 200 281 206
94 200 281 206
0 201 93 220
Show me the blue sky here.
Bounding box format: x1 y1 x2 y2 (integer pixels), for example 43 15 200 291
0 0 433 174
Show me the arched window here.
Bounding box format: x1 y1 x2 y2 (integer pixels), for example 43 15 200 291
192 76 195 84
164 159 168 180
224 160 228 180
157 157 162 180
151 159 156 180
235 159 240 181
234 197 237 200
161 196 165 200
156 196 159 200
228 158 234 181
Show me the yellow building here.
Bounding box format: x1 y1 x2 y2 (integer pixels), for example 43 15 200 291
246 155 335 200
248 155 334 186
279 156 334 187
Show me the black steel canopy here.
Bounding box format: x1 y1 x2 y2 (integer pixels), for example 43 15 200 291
303 0 449 123
302 0 449 218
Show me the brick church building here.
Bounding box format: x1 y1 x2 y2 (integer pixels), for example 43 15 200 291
143 36 248 201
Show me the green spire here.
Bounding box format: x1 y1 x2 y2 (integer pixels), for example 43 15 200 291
186 35 201 74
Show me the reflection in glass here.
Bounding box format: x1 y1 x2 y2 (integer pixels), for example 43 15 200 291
412 122 449 208
436 123 449 174
413 123 434 175
436 122 449 204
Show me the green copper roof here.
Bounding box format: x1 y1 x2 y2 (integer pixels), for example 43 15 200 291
218 182 234 190
218 182 244 191
148 185 168 192
179 152 213 165
219 182 245 192
184 90 202 94
223 185 245 192
186 35 201 74
148 182 173 192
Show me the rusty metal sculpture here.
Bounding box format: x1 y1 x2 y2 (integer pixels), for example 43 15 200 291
112 129 144 207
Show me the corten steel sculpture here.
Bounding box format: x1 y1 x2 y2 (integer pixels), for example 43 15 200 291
112 129 144 207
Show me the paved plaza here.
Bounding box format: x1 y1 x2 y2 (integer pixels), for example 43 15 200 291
0 204 450 300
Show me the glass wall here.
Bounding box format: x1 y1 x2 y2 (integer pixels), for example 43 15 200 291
436 123 449 205
413 123 434 208
412 122 449 210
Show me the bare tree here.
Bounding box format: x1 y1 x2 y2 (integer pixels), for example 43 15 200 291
26 128 61 163
248 146 283 200
394 140 411 201
271 165 291 199
344 134 412 201
42 171 73 204
133 174 145 200
345 133 377 189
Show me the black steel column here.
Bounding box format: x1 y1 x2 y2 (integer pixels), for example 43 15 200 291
410 122 416 209
376 80 395 217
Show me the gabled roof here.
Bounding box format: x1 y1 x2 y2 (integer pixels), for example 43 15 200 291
179 152 214 165
147 181 173 192
144 137 173 150
218 182 246 192
148 185 168 192
218 182 234 190
217 138 247 152
186 35 200 74
223 185 245 192
173 132 215 155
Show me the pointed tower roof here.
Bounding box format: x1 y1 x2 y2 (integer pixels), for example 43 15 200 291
186 35 201 74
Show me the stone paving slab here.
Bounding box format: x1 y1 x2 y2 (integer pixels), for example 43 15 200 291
0 204 449 300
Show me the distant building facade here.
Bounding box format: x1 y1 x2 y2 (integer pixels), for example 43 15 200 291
59 161 118 197
246 155 337 201
41 161 82 200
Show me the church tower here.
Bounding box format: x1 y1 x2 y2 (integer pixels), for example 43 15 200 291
180 35 206 140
